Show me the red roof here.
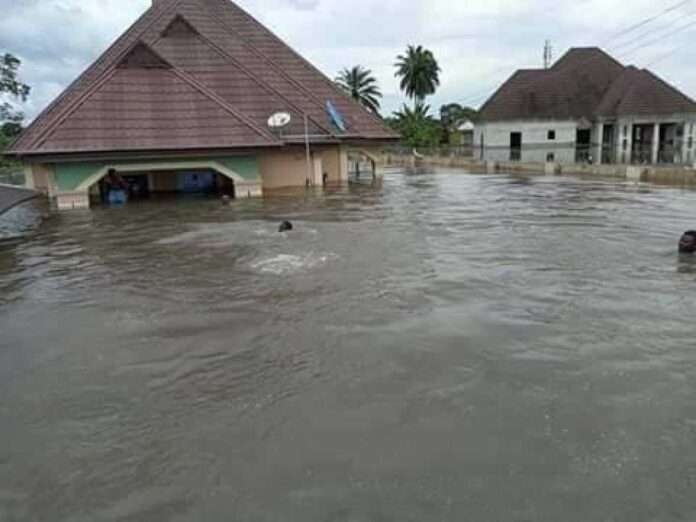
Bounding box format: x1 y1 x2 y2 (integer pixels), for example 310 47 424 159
9 0 397 157
480 47 696 121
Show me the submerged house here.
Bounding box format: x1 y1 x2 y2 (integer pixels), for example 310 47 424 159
6 0 397 209
475 48 696 166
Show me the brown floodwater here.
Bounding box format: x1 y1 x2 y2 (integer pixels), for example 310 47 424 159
1 168 696 521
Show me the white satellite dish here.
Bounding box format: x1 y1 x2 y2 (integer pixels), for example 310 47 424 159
268 112 292 129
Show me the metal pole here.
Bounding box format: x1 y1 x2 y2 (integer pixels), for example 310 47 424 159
304 114 312 187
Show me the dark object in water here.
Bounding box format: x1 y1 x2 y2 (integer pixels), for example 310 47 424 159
0 185 37 216
679 231 696 254
279 220 293 233
221 195 231 206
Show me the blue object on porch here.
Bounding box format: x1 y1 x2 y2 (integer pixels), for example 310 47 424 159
108 189 128 205
179 171 215 193
326 100 347 133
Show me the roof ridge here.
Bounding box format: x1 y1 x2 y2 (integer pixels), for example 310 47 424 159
10 0 187 153
223 0 393 133
173 8 334 137
168 68 280 143
200 0 344 136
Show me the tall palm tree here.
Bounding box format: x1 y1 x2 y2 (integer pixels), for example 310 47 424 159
394 45 441 108
335 66 382 115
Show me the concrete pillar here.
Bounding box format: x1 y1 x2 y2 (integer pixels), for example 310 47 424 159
622 123 632 164
23 165 35 189
682 122 689 166
338 145 349 182
651 123 660 164
593 123 603 164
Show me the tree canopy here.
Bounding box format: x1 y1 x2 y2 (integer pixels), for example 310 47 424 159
335 65 382 115
1 52 31 140
387 104 443 149
394 45 441 109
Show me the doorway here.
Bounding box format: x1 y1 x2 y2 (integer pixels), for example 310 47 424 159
510 132 521 161
601 124 615 164
575 129 591 163
631 124 654 164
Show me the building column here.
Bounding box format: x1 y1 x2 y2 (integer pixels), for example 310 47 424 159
651 123 660 164
681 121 689 166
622 123 632 164
338 145 349 182
593 122 603 164
23 165 35 189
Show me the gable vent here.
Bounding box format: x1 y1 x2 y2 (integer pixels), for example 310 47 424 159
118 43 171 69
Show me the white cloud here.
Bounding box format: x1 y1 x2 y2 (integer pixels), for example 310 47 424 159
0 0 695 121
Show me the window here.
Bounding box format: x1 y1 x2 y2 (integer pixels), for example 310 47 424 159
546 152 555 162
622 139 628 151
689 137 694 150
547 130 556 140
623 125 628 137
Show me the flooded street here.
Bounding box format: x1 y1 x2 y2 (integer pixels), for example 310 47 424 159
2 168 696 521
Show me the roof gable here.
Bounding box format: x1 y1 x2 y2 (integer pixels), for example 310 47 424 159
480 47 696 122
9 0 396 156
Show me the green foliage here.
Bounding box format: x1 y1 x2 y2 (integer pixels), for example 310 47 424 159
335 65 382 115
440 103 480 126
0 52 29 185
394 45 441 108
1 53 31 127
388 104 443 149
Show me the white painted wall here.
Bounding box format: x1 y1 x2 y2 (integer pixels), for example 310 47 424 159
475 114 696 165
474 120 578 164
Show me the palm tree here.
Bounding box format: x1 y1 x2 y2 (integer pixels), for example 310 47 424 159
393 103 431 123
335 66 382 115
394 45 441 108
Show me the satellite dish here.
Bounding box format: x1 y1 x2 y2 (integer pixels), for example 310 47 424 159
268 112 292 129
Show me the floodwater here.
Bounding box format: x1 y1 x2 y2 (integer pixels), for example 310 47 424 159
1 168 696 521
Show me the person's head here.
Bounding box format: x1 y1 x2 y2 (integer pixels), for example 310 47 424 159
107 168 117 179
279 220 293 233
679 231 696 254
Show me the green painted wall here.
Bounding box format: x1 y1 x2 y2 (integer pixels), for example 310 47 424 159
51 155 261 191
54 162 102 191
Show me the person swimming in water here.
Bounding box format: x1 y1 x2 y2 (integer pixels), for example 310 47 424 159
679 231 696 254
279 220 293 233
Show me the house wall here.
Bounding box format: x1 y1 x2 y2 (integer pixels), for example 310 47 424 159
258 149 310 189
474 120 578 163
26 163 55 195
257 145 347 188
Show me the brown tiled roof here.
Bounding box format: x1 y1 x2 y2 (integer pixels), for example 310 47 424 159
9 0 396 157
596 66 696 117
480 47 696 121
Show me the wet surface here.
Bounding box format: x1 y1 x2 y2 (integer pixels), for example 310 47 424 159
1 168 696 521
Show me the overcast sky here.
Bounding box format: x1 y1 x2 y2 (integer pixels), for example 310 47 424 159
1 0 696 121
